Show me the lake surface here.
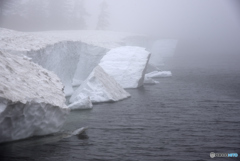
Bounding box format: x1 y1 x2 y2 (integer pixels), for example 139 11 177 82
0 54 240 161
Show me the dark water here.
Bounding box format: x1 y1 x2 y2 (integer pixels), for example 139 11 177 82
1 55 240 161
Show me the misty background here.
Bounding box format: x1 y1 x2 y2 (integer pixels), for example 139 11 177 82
0 0 240 58
0 1 240 159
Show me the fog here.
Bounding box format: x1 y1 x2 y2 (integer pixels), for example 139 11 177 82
102 0 240 57
91 0 240 61
1 0 240 57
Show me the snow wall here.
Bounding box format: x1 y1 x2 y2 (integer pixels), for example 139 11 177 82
25 42 108 96
7 41 108 97
10 38 175 96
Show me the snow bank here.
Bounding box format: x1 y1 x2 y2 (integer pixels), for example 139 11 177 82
99 46 151 88
0 51 69 143
25 41 82 96
0 28 177 96
0 28 141 96
145 71 172 78
0 29 138 51
70 66 130 104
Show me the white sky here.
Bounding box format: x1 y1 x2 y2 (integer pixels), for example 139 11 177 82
85 0 240 54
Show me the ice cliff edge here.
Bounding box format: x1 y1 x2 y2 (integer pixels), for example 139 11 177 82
99 46 151 88
70 65 130 104
0 51 69 143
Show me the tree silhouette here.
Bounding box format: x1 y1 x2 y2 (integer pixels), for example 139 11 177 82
27 0 47 30
0 0 26 30
48 0 67 29
96 0 109 30
73 0 90 30
0 0 91 31
0 0 5 23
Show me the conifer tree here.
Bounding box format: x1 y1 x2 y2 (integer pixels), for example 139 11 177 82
48 0 67 29
96 0 109 30
73 0 90 29
27 0 47 30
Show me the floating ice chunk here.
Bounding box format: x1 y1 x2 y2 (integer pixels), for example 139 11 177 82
71 127 88 136
61 127 89 139
144 76 159 84
99 46 151 88
145 71 172 78
0 51 69 143
68 94 93 110
70 65 130 103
